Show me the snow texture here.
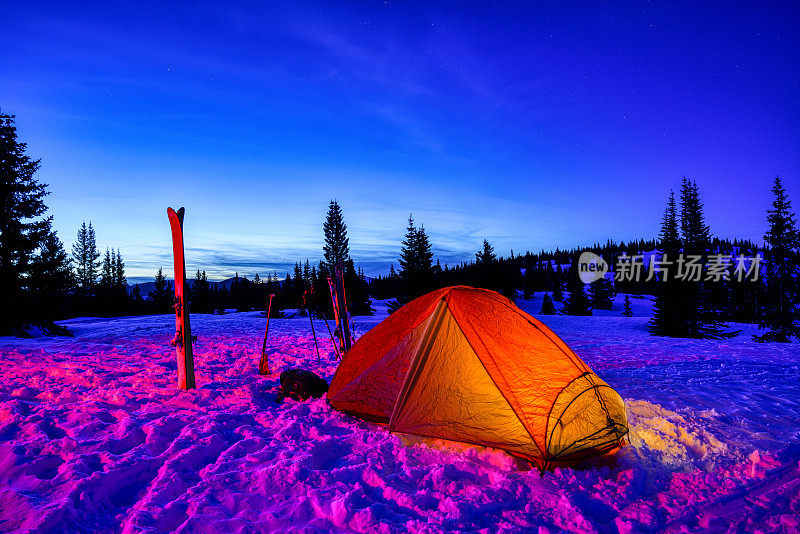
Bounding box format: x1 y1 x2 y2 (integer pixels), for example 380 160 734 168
0 296 798 533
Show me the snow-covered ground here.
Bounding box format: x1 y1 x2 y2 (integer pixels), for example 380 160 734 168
1 296 798 533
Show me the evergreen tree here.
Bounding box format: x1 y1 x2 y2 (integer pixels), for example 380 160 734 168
290 262 304 305
415 224 434 282
680 177 707 337
681 178 731 338
27 230 74 325
551 278 564 302
522 266 534 299
192 269 211 313
95 248 114 315
622 295 634 317
72 221 100 292
588 275 615 310
151 267 172 313
727 262 761 324
323 200 350 270
475 239 498 291
398 215 419 286
391 215 435 312
755 176 800 342
343 258 372 316
0 112 51 332
476 239 496 264
552 265 565 301
100 248 113 289
72 222 89 290
561 265 592 315
114 249 126 298
540 292 556 315
649 190 685 336
680 179 710 248
28 230 74 296
320 201 371 317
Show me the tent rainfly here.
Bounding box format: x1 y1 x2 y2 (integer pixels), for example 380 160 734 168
328 286 629 469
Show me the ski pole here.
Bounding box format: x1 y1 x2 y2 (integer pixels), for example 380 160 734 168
326 276 341 351
308 309 321 363
259 293 275 375
323 315 341 360
334 262 352 352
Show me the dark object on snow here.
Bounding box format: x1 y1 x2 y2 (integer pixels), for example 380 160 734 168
277 369 329 402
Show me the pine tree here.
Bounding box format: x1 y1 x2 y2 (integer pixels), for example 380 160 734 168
100 248 113 289
72 221 100 292
28 230 74 296
415 225 434 281
680 178 706 337
344 258 372 316
114 249 126 297
540 292 556 315
95 247 114 314
552 265 565 301
551 276 564 302
398 215 418 282
649 190 685 336
475 239 498 291
391 215 435 312
681 179 731 338
151 267 172 313
522 265 535 299
561 265 592 315
87 223 99 290
320 201 370 317
27 230 74 325
192 269 211 313
588 275 615 310
323 200 350 270
622 295 634 317
291 261 304 305
396 215 420 307
755 176 800 342
72 222 89 290
476 239 496 264
0 112 52 332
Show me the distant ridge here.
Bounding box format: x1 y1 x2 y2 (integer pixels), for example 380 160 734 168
131 276 283 297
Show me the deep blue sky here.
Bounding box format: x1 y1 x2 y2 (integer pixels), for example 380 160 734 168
2 2 798 281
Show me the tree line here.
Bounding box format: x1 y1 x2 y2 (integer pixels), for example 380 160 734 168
368 177 798 342
3 110 797 341
0 112 375 334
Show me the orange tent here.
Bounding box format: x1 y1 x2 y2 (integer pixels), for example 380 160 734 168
328 286 628 468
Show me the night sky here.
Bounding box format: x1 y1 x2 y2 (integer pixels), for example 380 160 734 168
2 2 798 281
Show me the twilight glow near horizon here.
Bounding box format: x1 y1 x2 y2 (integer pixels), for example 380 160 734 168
2 2 798 282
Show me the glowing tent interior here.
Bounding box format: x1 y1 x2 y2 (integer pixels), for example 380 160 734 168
327 286 629 469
